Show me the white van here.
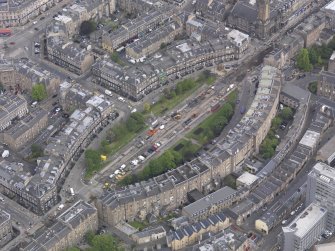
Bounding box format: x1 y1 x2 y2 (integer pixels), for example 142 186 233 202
31 101 38 107
69 188 75 196
109 173 115 179
138 155 145 161
118 97 125 102
57 204 64 210
105 90 113 96
120 164 126 170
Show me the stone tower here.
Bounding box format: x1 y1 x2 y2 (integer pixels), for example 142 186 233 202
257 0 270 23
257 0 270 39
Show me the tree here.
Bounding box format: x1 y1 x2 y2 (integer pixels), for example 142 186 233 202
31 83 47 101
281 107 293 121
308 47 318 65
79 20 97 36
143 102 151 112
297 48 312 72
85 230 96 245
65 247 80 251
87 234 123 251
100 140 112 155
271 116 282 130
85 149 102 177
31 144 44 158
308 81 318 94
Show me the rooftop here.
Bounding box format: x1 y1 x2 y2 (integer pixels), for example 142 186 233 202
311 162 335 183
299 130 320 149
182 186 237 217
317 134 335 163
283 203 327 238
325 0 335 11
236 172 259 186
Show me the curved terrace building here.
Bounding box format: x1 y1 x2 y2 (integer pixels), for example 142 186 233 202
97 65 281 225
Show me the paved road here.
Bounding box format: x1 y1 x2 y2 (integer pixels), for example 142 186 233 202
1 0 74 58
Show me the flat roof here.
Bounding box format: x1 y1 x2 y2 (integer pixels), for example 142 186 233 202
314 242 335 251
317 134 335 163
284 203 326 238
312 162 335 181
237 172 258 186
299 130 320 149
325 0 335 11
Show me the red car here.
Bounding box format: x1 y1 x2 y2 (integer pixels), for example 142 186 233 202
9 41 15 45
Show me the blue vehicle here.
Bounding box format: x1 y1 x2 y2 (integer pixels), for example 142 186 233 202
240 106 245 114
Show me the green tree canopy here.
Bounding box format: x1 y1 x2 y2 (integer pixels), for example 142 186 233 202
297 48 312 72
85 231 124 251
32 83 47 101
271 116 282 129
79 20 97 36
281 107 293 121
31 144 44 158
143 102 151 112
65 248 80 251
85 149 102 177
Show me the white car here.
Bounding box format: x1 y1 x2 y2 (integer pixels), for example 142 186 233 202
131 159 139 166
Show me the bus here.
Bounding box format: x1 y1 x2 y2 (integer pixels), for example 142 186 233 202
0 28 11 37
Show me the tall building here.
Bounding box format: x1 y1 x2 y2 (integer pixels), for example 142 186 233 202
257 0 270 23
282 203 327 251
306 162 335 232
0 210 12 247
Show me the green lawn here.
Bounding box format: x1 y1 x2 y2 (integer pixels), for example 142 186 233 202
128 220 148 231
223 174 237 189
107 128 145 158
308 81 317 94
118 139 201 186
84 113 146 179
187 90 237 144
149 72 217 116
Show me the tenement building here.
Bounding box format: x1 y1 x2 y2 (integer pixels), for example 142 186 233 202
0 0 115 27
22 201 98 251
307 162 335 233
0 210 12 247
46 36 94 75
0 95 113 214
0 59 61 96
93 37 242 101
1 109 48 150
228 0 314 39
0 0 54 27
102 7 173 52
0 93 28 131
97 65 281 225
